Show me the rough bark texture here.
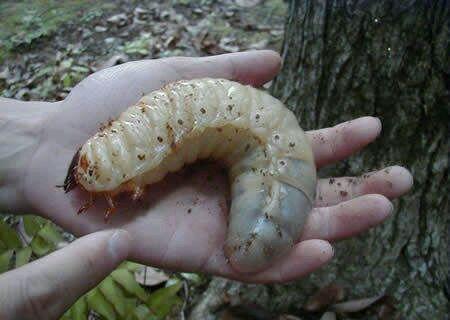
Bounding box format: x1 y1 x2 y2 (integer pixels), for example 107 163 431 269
190 1 448 319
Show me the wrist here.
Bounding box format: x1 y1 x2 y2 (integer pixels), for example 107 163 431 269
0 98 55 214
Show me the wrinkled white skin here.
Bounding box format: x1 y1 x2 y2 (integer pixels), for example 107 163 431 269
76 78 317 273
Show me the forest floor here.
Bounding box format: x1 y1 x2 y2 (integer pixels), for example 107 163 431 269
0 0 287 100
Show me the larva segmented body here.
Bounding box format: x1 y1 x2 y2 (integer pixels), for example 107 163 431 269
66 78 317 273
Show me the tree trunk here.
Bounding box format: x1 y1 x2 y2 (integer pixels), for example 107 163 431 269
190 1 448 319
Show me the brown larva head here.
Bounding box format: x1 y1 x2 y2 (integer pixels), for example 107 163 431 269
63 147 81 193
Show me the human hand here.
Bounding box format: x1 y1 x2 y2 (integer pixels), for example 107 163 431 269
0 229 130 320
4 50 412 283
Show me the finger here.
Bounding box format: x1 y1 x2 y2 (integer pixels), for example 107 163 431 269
0 230 131 320
315 166 413 207
307 117 382 168
68 50 280 109
301 194 393 242
237 240 333 284
160 50 281 86
65 50 281 134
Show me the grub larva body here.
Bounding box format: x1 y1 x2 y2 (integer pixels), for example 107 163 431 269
67 78 317 273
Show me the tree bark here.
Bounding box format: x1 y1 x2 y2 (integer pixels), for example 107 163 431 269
190 1 448 319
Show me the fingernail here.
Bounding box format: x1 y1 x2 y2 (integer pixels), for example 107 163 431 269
387 201 394 215
374 117 382 136
108 229 131 261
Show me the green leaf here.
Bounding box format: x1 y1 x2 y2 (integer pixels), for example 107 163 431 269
15 246 32 268
70 296 88 320
30 234 53 257
23 215 45 237
99 276 127 317
86 288 117 320
127 305 158 320
62 73 72 88
121 261 144 272
60 312 71 320
38 222 64 247
0 249 13 273
147 281 183 318
0 220 21 249
111 269 148 302
0 239 6 252
33 66 53 79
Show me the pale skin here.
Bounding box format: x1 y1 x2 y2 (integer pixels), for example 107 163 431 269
0 50 413 319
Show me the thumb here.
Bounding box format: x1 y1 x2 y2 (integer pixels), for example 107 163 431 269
0 229 131 320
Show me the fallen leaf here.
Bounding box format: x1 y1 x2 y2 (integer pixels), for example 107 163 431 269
86 289 117 320
0 220 22 249
263 80 273 89
134 7 149 20
107 13 128 27
180 272 203 284
147 281 183 318
56 241 70 249
193 8 203 14
377 302 396 319
0 68 9 80
219 37 240 53
0 250 13 273
15 246 32 268
111 269 148 302
15 88 32 99
235 0 262 8
164 35 180 49
134 266 169 286
94 26 107 32
332 294 385 313
248 39 269 50
160 10 172 20
96 54 129 70
320 312 336 320
304 283 346 311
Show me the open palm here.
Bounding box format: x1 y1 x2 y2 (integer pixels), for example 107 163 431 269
23 51 412 283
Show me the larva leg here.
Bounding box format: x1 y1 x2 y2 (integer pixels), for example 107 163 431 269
63 147 81 193
104 194 117 221
131 185 144 201
77 193 95 215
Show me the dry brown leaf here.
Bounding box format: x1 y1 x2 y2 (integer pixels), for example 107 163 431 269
304 283 345 311
164 35 180 49
377 303 396 319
